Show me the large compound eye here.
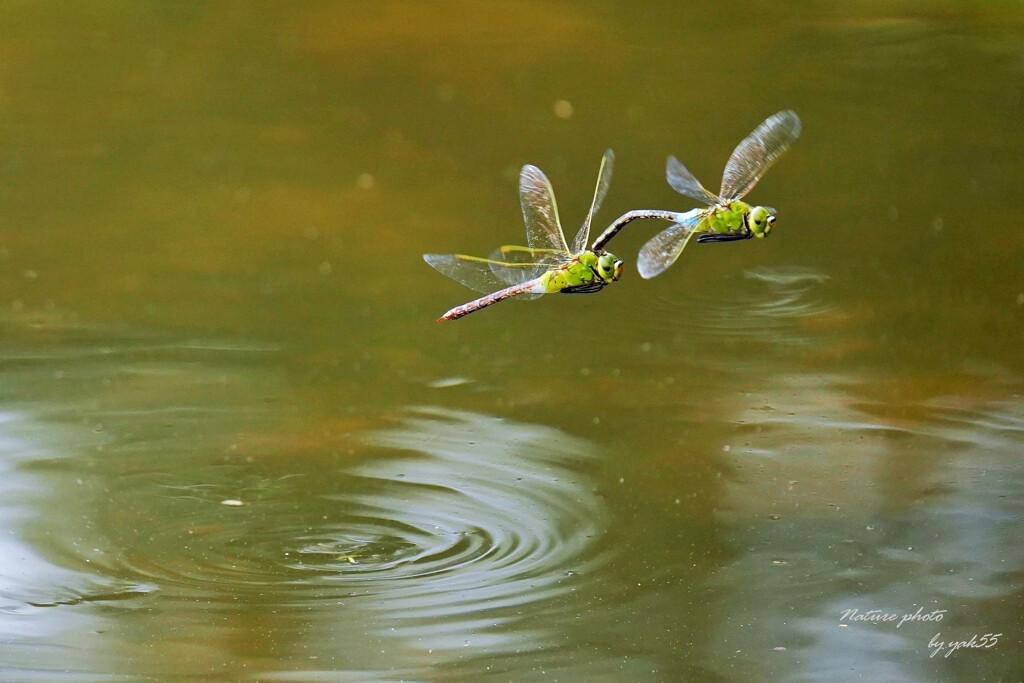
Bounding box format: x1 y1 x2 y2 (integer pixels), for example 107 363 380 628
750 206 773 234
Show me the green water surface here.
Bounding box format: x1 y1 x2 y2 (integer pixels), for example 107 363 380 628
1 2 1022 681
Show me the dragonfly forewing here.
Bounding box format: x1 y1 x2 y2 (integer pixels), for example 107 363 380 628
719 110 802 201
572 149 614 255
519 165 571 253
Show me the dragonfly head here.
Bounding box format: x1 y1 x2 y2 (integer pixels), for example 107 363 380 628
595 251 624 283
749 206 775 238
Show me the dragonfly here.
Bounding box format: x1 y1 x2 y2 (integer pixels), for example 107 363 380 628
424 150 625 322
630 110 802 279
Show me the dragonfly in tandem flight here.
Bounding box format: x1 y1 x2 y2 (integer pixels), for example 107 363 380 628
589 110 802 278
425 111 801 320
424 150 624 322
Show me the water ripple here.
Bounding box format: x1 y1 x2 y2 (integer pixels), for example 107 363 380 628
644 264 833 341
326 408 610 640
105 409 606 613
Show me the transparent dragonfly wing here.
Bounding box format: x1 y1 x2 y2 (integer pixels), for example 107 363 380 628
489 245 569 291
424 253 547 300
666 155 720 206
719 110 802 201
571 149 614 255
636 210 707 279
520 164 571 254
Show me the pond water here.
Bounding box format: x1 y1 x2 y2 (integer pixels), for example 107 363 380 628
1 2 1022 681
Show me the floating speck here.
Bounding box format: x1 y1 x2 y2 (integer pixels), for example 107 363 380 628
428 377 473 389
221 499 244 507
554 99 574 119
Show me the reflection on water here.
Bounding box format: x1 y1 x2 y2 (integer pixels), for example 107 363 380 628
704 380 1024 682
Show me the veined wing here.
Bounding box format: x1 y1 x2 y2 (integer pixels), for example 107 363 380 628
719 110 802 201
424 253 546 300
666 155 720 206
520 164 571 254
636 209 707 279
571 149 614 255
489 245 570 285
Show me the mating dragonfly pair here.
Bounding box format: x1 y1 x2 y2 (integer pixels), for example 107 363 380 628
425 110 802 322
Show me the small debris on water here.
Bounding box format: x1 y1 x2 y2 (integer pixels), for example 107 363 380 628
428 377 473 388
220 499 244 507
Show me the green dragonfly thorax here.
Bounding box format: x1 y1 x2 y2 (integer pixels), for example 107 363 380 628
698 201 775 238
540 250 623 294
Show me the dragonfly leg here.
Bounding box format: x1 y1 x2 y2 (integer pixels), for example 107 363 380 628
696 231 753 243
561 282 606 294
